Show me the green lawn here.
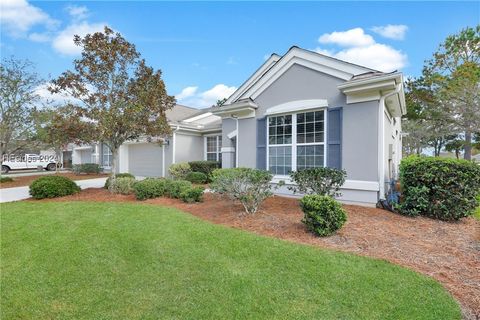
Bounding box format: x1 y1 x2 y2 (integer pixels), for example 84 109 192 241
1 202 461 320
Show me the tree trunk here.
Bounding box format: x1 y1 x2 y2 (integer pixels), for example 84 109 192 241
108 147 118 193
464 131 472 160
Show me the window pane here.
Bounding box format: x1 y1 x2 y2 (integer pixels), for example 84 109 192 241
269 146 291 175
297 113 304 123
207 153 217 161
305 112 314 122
305 133 314 143
268 115 292 146
297 145 324 170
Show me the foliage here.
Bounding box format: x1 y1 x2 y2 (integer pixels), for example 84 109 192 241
0 58 42 159
49 26 175 185
168 162 191 180
133 178 169 200
398 156 480 220
104 173 135 189
179 186 204 203
29 176 80 199
167 180 193 199
188 161 220 181
0 176 13 183
72 163 103 174
300 195 347 237
444 135 464 159
110 177 136 195
185 171 207 184
288 167 346 197
210 168 274 214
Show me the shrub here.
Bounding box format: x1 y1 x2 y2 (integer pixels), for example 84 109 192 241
110 177 136 195
133 178 169 200
104 173 135 189
300 195 347 236
179 186 204 203
72 163 103 175
0 176 13 183
29 176 81 199
167 180 193 199
188 161 220 181
168 163 191 180
210 168 274 214
289 167 346 197
398 156 480 221
185 171 207 184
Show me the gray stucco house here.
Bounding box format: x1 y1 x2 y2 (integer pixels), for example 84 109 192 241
72 46 406 206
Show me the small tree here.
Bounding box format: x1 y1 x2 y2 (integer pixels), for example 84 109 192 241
288 168 346 197
50 27 175 190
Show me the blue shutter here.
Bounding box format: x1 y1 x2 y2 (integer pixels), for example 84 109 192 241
327 107 342 169
256 117 267 170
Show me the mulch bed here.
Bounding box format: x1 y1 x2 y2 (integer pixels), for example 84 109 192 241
0 173 108 189
33 188 480 319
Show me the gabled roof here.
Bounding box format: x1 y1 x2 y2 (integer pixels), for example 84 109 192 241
166 104 199 122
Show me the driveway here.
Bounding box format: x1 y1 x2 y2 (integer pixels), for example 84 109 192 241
0 177 107 203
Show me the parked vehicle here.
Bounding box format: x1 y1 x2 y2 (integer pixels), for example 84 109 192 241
1 154 59 174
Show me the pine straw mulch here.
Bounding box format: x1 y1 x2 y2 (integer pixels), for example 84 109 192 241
34 188 480 319
0 173 108 189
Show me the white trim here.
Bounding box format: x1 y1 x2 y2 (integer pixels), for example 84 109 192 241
204 135 222 161
182 112 213 123
221 147 235 153
265 99 328 116
162 144 165 177
271 177 379 192
227 129 237 139
235 117 239 167
172 126 179 164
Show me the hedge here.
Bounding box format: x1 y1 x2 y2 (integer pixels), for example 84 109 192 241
133 178 203 203
188 161 220 181
104 173 135 189
399 156 480 221
185 172 208 184
300 195 347 236
72 163 103 174
29 176 80 199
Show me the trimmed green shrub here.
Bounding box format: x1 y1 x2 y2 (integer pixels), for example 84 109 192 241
300 195 347 236
133 178 169 200
110 177 136 195
399 156 480 221
29 176 81 199
289 167 346 197
0 176 13 183
167 180 193 199
179 186 205 203
185 171 208 184
104 173 135 189
188 161 220 181
168 163 191 180
72 163 103 174
210 168 275 214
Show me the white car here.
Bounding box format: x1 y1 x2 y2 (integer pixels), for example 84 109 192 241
1 154 59 174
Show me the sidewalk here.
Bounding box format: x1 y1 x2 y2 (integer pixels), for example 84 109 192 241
0 178 107 203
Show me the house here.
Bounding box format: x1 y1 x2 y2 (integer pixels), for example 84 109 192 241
73 46 406 206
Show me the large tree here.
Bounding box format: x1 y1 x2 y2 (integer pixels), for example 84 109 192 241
0 58 42 161
50 27 175 188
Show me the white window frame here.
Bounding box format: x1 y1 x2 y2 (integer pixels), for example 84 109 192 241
204 135 222 162
266 108 327 178
102 144 113 168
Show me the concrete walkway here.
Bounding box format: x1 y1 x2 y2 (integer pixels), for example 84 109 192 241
0 177 107 203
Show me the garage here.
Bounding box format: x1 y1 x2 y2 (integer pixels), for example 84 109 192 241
128 143 163 177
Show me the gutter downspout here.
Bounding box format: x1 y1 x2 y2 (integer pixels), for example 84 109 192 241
232 115 239 168
172 125 180 164
378 84 402 200
162 142 166 177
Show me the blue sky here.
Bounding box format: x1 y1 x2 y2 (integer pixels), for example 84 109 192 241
1 1 479 108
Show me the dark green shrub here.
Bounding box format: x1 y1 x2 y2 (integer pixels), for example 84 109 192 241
179 186 204 203
167 180 193 199
168 163 191 180
289 167 346 197
104 173 135 189
399 156 480 221
0 176 13 183
185 172 207 184
133 178 169 200
29 176 81 199
188 161 220 181
300 195 347 236
72 163 103 174
110 177 136 195
210 168 275 214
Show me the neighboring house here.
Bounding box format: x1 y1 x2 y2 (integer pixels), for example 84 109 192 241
73 46 406 206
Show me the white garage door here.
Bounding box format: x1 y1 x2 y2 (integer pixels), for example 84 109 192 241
128 143 163 177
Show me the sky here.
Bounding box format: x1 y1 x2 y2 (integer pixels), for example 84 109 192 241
1 0 479 109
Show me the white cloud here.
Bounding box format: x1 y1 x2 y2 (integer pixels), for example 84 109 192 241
66 5 89 21
28 32 51 43
52 21 107 55
0 0 59 37
318 28 375 47
315 27 408 72
176 84 237 108
34 83 82 106
371 24 408 40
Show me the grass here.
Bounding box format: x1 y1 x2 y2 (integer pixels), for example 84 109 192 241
1 201 461 320
0 176 13 183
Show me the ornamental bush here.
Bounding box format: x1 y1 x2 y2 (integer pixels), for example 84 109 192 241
398 156 480 221
104 173 135 189
179 186 204 203
110 177 136 195
133 178 169 200
210 168 274 214
29 176 81 199
0 176 13 183
300 195 347 236
167 180 193 199
185 172 208 184
288 167 346 197
188 161 220 181
72 163 103 174
168 163 191 180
